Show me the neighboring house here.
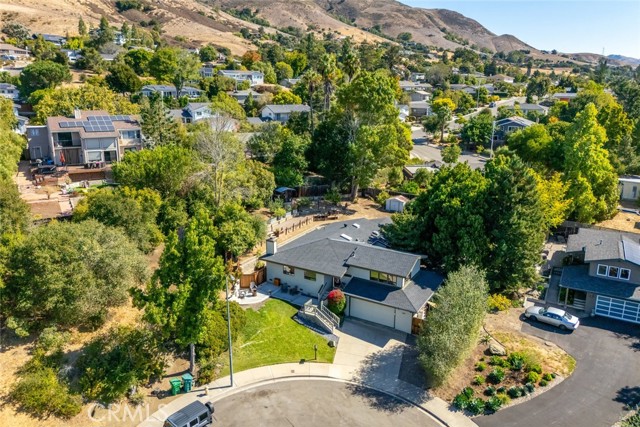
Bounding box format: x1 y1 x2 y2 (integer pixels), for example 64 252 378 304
279 78 300 88
35 34 66 47
218 70 264 86
262 219 444 333
508 103 549 116
169 103 238 131
553 92 578 102
619 176 640 201
0 83 19 100
13 104 28 135
561 228 640 324
409 72 426 82
494 116 535 144
409 101 431 118
397 104 409 122
0 43 29 58
61 49 81 63
26 110 142 165
227 89 261 103
114 31 127 46
141 85 203 99
409 90 430 102
261 104 310 123
403 162 442 179
385 195 409 213
200 63 216 78
487 74 514 84
399 80 432 92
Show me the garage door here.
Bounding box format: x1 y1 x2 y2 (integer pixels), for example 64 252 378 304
595 295 640 324
349 297 395 329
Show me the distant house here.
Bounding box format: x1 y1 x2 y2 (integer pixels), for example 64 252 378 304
114 31 127 46
409 72 426 82
403 162 442 179
35 34 66 47
409 101 431 118
26 110 142 165
0 83 19 101
385 195 409 213
261 104 310 123
560 228 640 324
279 78 300 88
141 85 203 99
487 74 514 84
61 49 81 63
494 116 535 144
218 70 264 86
169 102 238 131
227 89 261 103
200 63 217 78
619 176 640 201
0 43 29 59
553 92 578 102
399 80 432 92
409 90 430 102
262 218 444 334
508 103 549 116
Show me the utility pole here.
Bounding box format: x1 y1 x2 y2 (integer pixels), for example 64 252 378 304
225 275 234 387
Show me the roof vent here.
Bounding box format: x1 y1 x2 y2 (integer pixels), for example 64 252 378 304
352 223 360 229
340 234 353 241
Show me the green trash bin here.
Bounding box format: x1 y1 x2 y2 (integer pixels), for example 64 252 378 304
182 373 193 393
169 379 182 396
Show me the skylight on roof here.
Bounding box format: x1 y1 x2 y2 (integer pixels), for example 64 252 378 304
352 223 360 228
340 234 353 241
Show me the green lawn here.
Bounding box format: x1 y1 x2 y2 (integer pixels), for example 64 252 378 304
217 299 335 376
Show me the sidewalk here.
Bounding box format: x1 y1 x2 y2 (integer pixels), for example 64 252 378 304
137 362 477 427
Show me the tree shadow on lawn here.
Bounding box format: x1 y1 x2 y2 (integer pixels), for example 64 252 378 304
347 344 431 414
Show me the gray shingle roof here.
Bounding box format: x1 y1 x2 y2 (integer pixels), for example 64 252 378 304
282 218 392 250
263 237 420 278
566 228 640 265
495 116 535 127
263 104 311 114
343 269 443 312
560 265 640 301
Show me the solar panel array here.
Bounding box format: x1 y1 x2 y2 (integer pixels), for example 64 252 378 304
58 115 132 132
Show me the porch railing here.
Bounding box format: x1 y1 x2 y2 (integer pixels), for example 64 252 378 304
319 299 340 328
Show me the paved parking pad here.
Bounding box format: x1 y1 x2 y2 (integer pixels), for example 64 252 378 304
212 380 442 427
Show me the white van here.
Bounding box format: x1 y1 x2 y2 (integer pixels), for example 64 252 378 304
164 401 214 427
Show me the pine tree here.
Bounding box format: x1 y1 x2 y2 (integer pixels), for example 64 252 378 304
140 95 182 147
78 17 87 37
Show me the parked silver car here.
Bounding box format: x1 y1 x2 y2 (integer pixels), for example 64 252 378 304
524 306 580 330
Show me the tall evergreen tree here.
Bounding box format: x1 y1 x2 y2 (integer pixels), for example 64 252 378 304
139 95 182 147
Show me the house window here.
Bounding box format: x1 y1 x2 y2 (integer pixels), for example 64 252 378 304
620 268 631 280
304 270 316 281
121 130 140 139
56 132 73 147
608 266 619 278
597 264 608 276
370 271 396 285
283 265 295 275
30 128 40 136
86 151 102 162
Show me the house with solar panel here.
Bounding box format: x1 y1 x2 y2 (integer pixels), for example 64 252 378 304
141 84 203 99
26 110 142 167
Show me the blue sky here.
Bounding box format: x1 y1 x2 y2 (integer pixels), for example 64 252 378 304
400 1 640 58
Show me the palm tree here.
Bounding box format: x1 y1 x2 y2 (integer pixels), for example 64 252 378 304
301 70 322 133
318 53 339 113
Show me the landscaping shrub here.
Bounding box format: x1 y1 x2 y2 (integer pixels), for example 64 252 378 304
484 385 496 396
497 386 506 394
507 386 523 398
508 352 525 371
539 379 548 387
376 190 390 207
542 372 554 381
484 396 503 413
327 289 346 315
453 387 474 410
526 371 541 384
622 413 640 427
496 393 511 405
487 367 506 384
473 375 486 385
489 355 510 368
487 294 511 311
526 363 542 374
475 362 487 372
525 382 535 394
467 398 486 415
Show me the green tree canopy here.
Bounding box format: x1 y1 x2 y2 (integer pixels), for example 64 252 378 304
124 48 153 75
3 220 149 335
19 60 71 98
272 90 302 105
105 62 142 94
441 143 462 164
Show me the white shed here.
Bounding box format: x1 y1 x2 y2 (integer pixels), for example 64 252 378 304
385 195 409 213
619 176 640 201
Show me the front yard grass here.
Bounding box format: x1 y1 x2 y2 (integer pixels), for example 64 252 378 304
217 299 335 376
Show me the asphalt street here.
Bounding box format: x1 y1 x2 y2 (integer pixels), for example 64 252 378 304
212 380 443 427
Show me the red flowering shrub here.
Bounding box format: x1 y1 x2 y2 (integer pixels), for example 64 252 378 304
327 289 346 315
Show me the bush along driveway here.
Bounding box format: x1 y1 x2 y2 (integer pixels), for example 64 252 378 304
476 316 640 427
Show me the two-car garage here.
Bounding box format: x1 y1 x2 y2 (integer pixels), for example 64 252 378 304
346 297 414 334
595 295 640 324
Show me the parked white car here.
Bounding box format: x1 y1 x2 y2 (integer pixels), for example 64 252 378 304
524 306 580 330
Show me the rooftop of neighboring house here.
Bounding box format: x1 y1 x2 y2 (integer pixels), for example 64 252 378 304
509 103 548 111
553 92 579 99
0 83 16 90
495 116 535 127
219 69 264 77
399 80 432 89
560 264 640 300
35 33 66 43
404 162 442 177
619 175 640 184
142 85 202 93
227 89 261 97
409 101 430 109
566 227 640 264
262 104 311 114
0 43 28 52
45 110 141 139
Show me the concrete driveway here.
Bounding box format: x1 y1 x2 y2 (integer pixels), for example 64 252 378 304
212 380 443 427
477 316 640 427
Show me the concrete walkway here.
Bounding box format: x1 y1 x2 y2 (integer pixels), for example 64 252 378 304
138 320 476 427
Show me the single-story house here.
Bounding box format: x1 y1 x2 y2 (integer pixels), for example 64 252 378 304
262 219 444 333
141 85 203 99
561 228 640 324
403 162 442 179
279 78 300 88
487 74 514 84
218 70 264 86
0 43 29 58
494 116 535 144
34 34 66 46
227 89 261 103
619 176 640 201
399 80 432 92
508 103 549 116
168 103 237 131
261 104 310 123
553 93 578 102
385 195 409 213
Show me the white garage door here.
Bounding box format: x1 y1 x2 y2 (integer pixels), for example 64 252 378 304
595 295 640 324
349 298 395 329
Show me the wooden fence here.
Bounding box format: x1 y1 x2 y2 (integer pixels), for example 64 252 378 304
239 267 266 288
